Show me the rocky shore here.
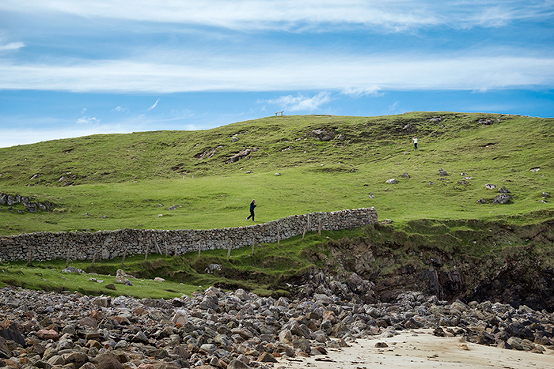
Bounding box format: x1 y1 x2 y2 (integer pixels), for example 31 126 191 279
1 283 553 369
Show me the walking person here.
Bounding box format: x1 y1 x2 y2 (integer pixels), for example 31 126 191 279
246 199 256 221
413 136 418 151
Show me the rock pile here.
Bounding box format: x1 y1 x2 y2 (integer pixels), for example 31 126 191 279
0 193 53 214
0 285 552 369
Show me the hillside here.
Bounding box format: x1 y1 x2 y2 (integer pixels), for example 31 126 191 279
1 112 554 311
0 112 553 236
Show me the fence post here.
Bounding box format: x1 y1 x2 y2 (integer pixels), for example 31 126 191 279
145 241 150 262
318 217 322 237
65 248 71 268
252 240 255 256
121 246 127 266
91 250 97 267
27 248 33 267
198 242 201 258
227 245 231 261
277 229 280 247
154 239 162 255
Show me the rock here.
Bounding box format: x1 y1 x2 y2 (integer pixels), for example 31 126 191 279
172 310 189 326
0 322 26 346
227 359 251 369
93 353 124 369
62 266 85 274
92 296 109 307
401 172 410 178
493 194 512 204
115 269 132 286
105 283 117 290
37 329 59 340
438 168 448 176
0 337 11 359
308 129 335 141
375 342 388 348
257 352 278 362
385 178 397 184
485 183 497 189
292 337 311 353
498 186 510 193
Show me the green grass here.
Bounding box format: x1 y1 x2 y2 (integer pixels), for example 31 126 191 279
1 112 553 236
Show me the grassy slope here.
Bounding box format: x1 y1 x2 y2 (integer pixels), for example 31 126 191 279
1 112 552 236
0 112 553 300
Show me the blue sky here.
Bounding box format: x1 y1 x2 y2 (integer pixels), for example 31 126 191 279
1 1 553 148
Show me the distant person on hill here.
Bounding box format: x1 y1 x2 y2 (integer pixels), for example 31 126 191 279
246 199 256 221
413 136 418 151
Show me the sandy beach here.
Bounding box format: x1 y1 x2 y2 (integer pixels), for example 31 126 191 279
276 329 554 369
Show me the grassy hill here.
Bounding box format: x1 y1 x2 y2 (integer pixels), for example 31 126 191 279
0 112 553 236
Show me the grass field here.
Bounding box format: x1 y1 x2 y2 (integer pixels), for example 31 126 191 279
1 112 552 236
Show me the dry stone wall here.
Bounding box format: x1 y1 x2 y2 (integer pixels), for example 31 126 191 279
0 207 377 262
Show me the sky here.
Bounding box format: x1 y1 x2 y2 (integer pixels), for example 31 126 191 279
1 1 553 148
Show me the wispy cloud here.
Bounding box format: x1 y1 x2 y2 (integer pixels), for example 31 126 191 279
76 116 100 125
2 1 552 32
147 99 159 111
265 92 331 111
1 53 553 93
0 42 25 52
113 105 126 112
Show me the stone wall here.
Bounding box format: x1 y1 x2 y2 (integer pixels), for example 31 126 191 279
0 207 377 262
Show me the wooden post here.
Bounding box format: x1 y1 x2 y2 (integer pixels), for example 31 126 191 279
121 246 127 266
145 241 150 262
252 240 255 256
154 239 162 255
27 248 33 267
198 242 201 258
227 245 231 261
318 217 322 237
277 229 280 247
92 250 97 267
174 243 178 256
65 248 71 268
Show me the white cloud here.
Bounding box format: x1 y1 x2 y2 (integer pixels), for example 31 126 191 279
76 116 100 125
265 92 331 111
2 1 551 32
1 52 553 93
113 105 126 112
147 99 159 111
341 86 382 97
0 42 25 52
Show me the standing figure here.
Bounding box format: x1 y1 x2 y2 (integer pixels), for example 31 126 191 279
413 137 418 151
246 199 256 221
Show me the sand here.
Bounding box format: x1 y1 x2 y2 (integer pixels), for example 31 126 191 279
275 329 554 369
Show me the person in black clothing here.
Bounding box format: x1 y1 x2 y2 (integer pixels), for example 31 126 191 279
246 199 256 221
